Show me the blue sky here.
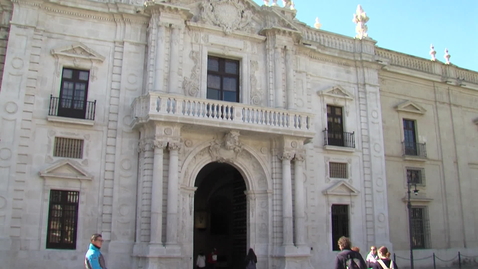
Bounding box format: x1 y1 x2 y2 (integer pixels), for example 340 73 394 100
252 0 477 72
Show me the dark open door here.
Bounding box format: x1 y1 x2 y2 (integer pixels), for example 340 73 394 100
327 105 344 146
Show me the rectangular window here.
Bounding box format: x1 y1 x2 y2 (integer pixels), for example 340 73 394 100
58 68 90 119
327 105 344 146
411 207 429 249
46 190 79 249
331 204 349 251
53 137 84 159
407 168 425 185
207 56 239 102
403 119 417 155
329 162 348 179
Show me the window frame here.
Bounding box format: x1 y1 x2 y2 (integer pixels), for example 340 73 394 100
403 118 418 155
331 204 350 251
207 56 240 103
57 68 91 119
53 137 84 159
329 162 348 179
410 206 430 249
406 167 425 186
46 190 80 250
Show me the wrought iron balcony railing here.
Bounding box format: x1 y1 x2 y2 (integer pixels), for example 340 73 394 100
323 129 355 148
131 93 314 137
48 95 96 121
402 141 427 158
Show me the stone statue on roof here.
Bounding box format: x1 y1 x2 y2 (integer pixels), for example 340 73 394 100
352 5 369 39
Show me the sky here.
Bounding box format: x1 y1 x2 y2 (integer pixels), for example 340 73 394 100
252 0 478 72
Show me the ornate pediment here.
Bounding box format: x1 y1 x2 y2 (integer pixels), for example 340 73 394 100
318 86 354 100
208 131 244 163
322 180 359 196
51 43 105 62
395 100 426 115
39 159 93 181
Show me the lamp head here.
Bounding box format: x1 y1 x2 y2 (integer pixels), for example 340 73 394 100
414 189 419 196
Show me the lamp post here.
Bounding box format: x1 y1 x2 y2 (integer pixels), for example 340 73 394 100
407 171 419 269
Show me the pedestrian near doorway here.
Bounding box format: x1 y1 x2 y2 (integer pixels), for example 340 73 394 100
85 233 107 269
244 248 257 269
206 248 217 269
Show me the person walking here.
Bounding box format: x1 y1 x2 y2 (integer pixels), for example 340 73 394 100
334 236 367 269
366 246 378 268
371 246 398 269
85 233 107 269
206 248 218 269
196 251 206 269
244 248 257 269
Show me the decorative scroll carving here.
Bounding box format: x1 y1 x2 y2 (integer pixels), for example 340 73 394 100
199 0 254 34
183 51 200 97
168 142 182 151
208 131 244 162
250 60 262 105
278 151 294 161
153 140 167 149
138 139 154 152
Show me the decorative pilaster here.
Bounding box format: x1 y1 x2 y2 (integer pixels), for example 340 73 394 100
166 141 181 245
168 26 180 94
286 46 295 110
150 140 167 244
154 22 166 92
293 152 305 246
279 151 294 246
274 45 284 108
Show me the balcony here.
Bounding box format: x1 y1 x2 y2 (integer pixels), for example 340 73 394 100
48 95 96 125
402 141 427 159
323 129 355 149
131 93 315 139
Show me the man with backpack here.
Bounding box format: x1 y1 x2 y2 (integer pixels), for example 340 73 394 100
334 236 367 269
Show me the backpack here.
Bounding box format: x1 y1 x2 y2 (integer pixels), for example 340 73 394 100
345 254 362 269
377 259 394 269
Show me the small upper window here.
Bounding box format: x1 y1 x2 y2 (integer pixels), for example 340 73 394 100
53 137 84 159
207 56 239 102
329 162 348 179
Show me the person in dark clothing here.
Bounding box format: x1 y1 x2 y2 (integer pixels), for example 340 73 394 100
244 248 257 269
334 236 367 269
372 246 398 269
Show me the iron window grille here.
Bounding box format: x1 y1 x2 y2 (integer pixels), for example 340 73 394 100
46 190 79 249
411 206 430 249
331 204 349 251
329 162 348 179
53 137 84 159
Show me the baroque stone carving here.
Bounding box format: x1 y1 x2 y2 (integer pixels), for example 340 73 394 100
199 0 254 34
183 51 200 97
208 131 244 162
250 60 262 105
352 5 369 39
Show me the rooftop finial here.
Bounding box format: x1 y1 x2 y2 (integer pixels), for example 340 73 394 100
352 5 369 39
263 0 269 6
271 0 278 6
444 48 451 64
314 17 322 29
429 44 436 61
282 0 291 8
290 1 295 10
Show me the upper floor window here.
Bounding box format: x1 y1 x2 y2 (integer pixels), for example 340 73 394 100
53 137 84 159
48 68 96 121
402 119 426 158
46 190 79 249
207 56 239 102
325 105 356 148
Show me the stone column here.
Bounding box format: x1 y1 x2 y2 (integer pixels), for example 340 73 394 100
279 151 294 246
150 140 166 244
294 152 306 246
285 46 295 110
168 26 180 94
274 45 284 108
154 23 166 92
166 141 181 245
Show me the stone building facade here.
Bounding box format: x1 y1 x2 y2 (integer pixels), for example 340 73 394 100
0 0 476 269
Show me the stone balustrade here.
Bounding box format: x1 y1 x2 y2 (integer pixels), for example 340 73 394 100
131 93 315 137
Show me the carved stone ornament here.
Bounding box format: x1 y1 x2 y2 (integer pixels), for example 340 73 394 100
183 51 200 97
199 0 254 34
208 131 244 162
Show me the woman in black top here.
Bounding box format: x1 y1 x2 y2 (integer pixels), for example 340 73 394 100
372 246 398 269
244 248 257 269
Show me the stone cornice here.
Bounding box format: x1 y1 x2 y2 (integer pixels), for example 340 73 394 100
186 21 266 43
144 1 193 20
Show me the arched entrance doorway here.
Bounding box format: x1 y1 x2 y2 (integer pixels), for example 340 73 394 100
193 162 247 269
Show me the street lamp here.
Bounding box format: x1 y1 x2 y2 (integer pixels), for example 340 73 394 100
407 170 419 269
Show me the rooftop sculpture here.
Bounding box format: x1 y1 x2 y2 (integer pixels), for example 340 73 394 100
444 48 451 64
314 17 321 29
429 44 436 61
352 5 369 39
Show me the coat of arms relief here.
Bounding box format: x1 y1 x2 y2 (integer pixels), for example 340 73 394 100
199 0 256 34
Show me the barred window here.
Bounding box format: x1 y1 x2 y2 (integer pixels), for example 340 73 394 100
411 206 429 249
46 190 79 249
331 205 349 251
53 137 84 159
329 162 348 179
407 168 425 185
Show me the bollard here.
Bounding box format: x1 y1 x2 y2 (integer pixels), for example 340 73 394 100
433 253 436 269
